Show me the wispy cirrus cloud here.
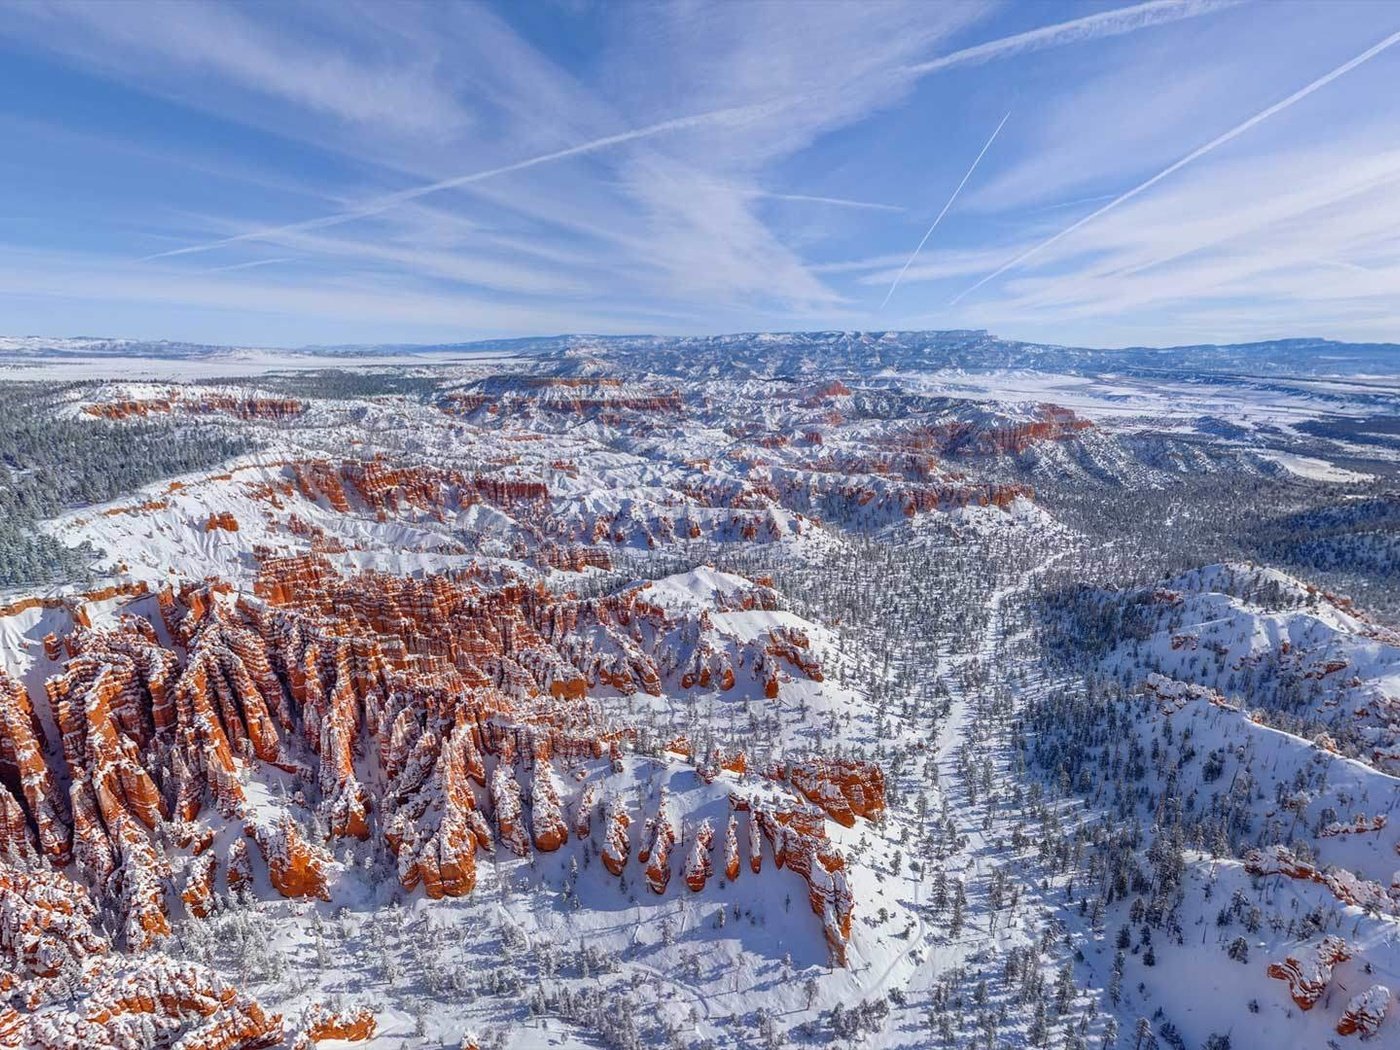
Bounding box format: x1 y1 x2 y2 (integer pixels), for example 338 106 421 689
1 0 1396 347
951 24 1400 305
0 0 473 135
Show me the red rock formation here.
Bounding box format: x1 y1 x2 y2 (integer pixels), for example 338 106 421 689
1320 814 1387 837
684 818 715 892
747 806 763 874
0 553 881 967
26 956 283 1050
304 1004 377 1042
46 638 174 948
227 839 252 896
601 795 631 876
383 715 489 899
437 392 491 415
573 782 598 840
84 399 174 419
1246 846 1399 915
786 758 886 827
181 854 217 918
0 866 107 980
291 460 352 513
490 766 530 857
641 792 678 894
723 814 740 880
442 377 685 417
473 475 549 508
0 672 68 864
205 511 240 532
341 459 472 515
745 796 853 965
764 626 823 682
529 760 568 852
1267 935 1351 1010
247 814 330 901
536 544 613 573
1337 984 1390 1037
84 394 302 422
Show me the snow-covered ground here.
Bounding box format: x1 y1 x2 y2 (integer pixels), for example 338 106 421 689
1 342 1398 1049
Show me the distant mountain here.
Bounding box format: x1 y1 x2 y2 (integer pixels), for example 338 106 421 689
2 330 1396 377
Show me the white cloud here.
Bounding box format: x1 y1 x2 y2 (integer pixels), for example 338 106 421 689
6 0 1395 346
0 0 473 135
950 26 1400 305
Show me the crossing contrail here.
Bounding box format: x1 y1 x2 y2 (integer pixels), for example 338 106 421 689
950 27 1400 306
145 0 1227 265
142 101 781 261
881 111 1010 309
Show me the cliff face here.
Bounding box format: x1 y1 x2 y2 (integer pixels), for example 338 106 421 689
85 395 303 421
1337 985 1390 1037
0 863 282 1049
0 556 877 1040
785 758 886 828
437 377 684 419
27 956 284 1050
1267 935 1352 1010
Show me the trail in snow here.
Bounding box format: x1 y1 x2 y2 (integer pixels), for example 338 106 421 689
864 547 1073 999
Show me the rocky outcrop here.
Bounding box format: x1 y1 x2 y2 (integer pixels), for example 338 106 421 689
226 839 252 896
572 782 598 840
763 627 823 682
0 555 881 973
84 394 302 421
25 956 283 1050
684 819 715 892
0 672 68 864
490 766 529 857
181 854 217 919
383 716 490 899
744 797 854 965
247 815 330 901
697 747 747 783
640 792 677 895
600 795 631 876
885 405 1093 458
440 378 683 419
0 867 107 980
1246 846 1399 915
83 398 176 419
529 761 568 852
1320 814 1387 837
46 636 174 948
785 758 886 827
1337 984 1390 1037
1140 672 1236 713
0 857 279 1047
1267 935 1351 1010
304 1004 377 1043
723 814 741 881
747 805 763 874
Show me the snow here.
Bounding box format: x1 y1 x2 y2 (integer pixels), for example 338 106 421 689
2 334 1399 1049
1257 449 1375 482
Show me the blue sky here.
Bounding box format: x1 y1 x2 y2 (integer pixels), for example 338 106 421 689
0 0 1397 348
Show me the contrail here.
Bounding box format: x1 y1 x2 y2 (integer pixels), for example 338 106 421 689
950 27 1400 305
901 0 1238 77
147 0 1227 264
756 191 904 213
142 101 781 261
881 111 1010 309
